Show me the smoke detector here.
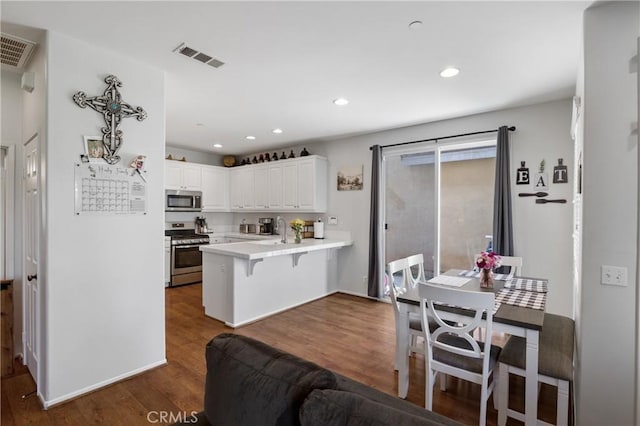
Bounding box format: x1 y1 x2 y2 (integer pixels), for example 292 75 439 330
1 33 37 70
173 42 225 69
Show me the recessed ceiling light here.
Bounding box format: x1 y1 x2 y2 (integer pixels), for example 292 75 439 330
246 135 256 140
440 67 460 78
195 123 204 126
333 98 349 106
213 143 222 148
408 20 423 29
272 128 283 134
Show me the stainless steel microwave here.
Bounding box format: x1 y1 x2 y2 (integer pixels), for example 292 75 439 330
165 190 202 212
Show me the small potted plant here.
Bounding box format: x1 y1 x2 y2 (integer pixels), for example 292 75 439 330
290 219 305 243
475 251 502 288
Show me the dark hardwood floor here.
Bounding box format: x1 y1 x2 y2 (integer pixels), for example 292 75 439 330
1 284 560 425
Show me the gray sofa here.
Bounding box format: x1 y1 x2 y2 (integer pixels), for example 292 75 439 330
176 333 462 426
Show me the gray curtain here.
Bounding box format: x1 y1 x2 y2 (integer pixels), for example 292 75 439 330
367 145 383 298
493 126 514 271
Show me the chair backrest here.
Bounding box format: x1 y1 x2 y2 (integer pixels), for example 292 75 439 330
474 254 523 276
419 283 495 365
405 253 427 287
386 257 410 315
498 256 523 276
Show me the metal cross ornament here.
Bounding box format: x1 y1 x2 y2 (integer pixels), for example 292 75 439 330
73 75 147 165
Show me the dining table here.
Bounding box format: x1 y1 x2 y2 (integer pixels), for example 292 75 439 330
395 269 547 426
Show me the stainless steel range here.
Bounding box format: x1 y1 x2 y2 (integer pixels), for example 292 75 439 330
165 221 210 287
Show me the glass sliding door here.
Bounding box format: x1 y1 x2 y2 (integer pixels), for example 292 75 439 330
439 144 496 272
383 140 495 277
384 149 437 279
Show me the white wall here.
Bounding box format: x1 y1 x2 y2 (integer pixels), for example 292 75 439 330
43 31 166 405
1 70 24 356
576 2 639 425
165 145 222 166
324 99 575 316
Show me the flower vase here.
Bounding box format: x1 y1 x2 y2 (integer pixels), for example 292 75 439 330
294 230 302 244
480 269 494 288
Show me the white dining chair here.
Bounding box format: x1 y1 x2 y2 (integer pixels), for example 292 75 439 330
497 313 575 426
386 257 424 370
405 253 429 286
498 255 523 276
419 283 501 426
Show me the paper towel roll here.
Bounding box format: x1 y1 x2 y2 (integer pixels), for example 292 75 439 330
313 220 324 239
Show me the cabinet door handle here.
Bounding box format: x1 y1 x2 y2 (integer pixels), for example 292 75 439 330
27 274 37 281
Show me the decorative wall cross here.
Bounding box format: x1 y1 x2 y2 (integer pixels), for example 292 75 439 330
73 75 147 165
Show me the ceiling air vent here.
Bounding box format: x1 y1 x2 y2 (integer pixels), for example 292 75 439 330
1 33 37 70
173 42 225 69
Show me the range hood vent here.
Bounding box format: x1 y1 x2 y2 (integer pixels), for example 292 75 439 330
173 42 225 69
1 33 37 70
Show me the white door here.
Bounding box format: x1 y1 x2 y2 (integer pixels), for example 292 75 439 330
23 134 39 382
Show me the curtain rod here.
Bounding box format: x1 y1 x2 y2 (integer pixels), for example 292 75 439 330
369 126 516 150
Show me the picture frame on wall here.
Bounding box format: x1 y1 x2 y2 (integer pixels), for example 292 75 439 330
84 136 105 163
337 165 364 191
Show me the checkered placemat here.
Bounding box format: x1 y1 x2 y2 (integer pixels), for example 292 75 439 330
495 288 546 311
504 278 548 293
458 269 513 281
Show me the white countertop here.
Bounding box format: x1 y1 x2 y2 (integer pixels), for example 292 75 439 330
200 238 353 260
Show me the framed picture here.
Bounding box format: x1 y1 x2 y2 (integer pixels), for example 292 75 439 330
84 136 105 162
337 165 363 191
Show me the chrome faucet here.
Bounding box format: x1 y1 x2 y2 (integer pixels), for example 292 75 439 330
276 216 287 244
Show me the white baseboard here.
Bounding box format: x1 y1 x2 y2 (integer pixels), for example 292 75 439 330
42 358 167 409
336 289 385 302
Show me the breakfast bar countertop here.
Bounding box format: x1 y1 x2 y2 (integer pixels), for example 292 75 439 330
200 238 353 260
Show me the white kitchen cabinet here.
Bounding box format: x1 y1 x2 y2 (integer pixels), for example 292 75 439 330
268 164 283 209
165 160 202 191
253 165 269 209
281 157 327 212
230 167 255 209
230 156 326 212
201 165 229 211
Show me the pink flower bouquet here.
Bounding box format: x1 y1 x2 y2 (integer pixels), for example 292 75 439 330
476 251 501 270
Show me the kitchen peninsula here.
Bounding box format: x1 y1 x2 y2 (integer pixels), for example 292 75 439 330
200 235 352 327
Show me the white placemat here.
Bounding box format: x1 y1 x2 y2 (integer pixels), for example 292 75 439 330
504 277 548 293
427 275 471 287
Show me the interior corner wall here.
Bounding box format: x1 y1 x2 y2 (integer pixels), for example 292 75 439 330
325 99 575 317
44 31 166 405
577 2 639 425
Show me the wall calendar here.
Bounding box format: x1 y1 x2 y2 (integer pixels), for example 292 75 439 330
74 163 147 215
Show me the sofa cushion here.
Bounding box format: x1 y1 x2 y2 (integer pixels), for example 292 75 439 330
204 333 337 426
300 389 456 426
333 374 461 426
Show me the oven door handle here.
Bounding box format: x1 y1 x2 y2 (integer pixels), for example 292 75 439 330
174 244 205 249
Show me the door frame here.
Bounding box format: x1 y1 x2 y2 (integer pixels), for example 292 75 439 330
381 137 497 277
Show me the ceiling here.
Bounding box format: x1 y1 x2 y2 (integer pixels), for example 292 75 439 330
1 1 590 156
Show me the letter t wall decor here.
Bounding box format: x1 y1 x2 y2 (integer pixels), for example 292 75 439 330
73 75 147 165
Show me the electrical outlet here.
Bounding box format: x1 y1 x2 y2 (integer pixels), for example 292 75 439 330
362 275 368 283
601 265 628 286
328 216 338 225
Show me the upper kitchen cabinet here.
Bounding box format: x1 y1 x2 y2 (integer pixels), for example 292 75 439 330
229 167 255 210
165 160 202 191
201 165 229 211
282 157 327 212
